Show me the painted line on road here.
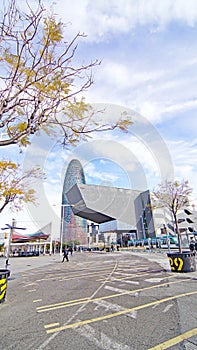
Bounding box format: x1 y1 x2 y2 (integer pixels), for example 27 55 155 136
44 323 60 329
36 258 119 350
23 282 38 288
28 289 37 292
46 290 197 334
35 268 115 283
117 265 148 269
37 295 91 311
96 272 150 282
96 270 173 282
93 298 137 318
76 323 131 350
59 268 116 281
37 278 186 313
104 285 136 294
33 299 42 303
116 279 140 285
148 327 197 349
69 262 116 270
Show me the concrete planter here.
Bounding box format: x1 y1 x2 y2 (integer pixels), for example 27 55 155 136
167 251 196 273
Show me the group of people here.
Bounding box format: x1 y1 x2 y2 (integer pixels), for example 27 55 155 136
189 236 197 253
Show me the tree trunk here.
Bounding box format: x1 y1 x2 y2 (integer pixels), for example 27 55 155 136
174 214 182 253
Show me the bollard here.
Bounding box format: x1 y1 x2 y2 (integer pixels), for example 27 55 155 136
0 269 10 303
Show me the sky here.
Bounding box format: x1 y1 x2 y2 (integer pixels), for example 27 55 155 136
1 0 197 236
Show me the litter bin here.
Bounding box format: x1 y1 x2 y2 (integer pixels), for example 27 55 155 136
0 269 10 303
167 251 196 273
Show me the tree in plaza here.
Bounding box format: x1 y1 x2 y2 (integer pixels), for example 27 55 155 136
0 0 132 215
0 160 45 213
152 180 193 253
0 0 132 148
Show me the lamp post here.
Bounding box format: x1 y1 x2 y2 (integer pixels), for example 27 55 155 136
60 204 75 256
1 219 26 268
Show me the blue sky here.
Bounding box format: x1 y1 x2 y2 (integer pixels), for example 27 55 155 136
1 0 197 234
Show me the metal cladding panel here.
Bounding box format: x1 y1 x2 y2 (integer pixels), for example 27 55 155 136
66 184 114 223
66 183 141 226
73 210 115 224
78 184 140 226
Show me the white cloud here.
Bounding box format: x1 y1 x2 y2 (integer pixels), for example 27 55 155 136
1 0 197 230
48 0 197 41
84 162 119 184
165 99 197 114
167 139 197 201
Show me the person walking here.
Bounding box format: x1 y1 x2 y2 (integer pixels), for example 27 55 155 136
62 247 69 262
189 237 195 252
69 247 73 256
195 237 197 252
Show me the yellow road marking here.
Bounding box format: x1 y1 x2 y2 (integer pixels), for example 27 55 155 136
148 327 197 349
33 299 42 303
37 296 90 311
44 323 60 329
46 290 197 334
37 279 186 313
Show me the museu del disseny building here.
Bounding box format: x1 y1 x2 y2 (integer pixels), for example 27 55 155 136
61 159 173 246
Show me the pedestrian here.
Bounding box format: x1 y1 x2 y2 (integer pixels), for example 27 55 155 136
167 237 170 251
189 237 195 252
62 248 69 262
195 237 197 252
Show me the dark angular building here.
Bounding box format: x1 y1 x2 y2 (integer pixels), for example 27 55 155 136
62 159 156 246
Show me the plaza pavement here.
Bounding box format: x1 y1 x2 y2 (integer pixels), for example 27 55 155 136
0 253 62 275
0 249 197 279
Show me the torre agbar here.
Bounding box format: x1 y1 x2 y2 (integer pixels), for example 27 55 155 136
62 159 195 247
61 159 87 245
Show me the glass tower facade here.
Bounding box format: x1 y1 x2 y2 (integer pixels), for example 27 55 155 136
61 159 87 245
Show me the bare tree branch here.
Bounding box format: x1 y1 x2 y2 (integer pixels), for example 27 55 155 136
0 0 132 148
152 180 193 252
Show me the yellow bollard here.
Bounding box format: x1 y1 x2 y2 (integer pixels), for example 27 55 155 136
0 269 10 303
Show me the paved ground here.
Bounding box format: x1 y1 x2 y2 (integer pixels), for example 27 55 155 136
1 248 197 278
1 250 197 350
0 253 62 275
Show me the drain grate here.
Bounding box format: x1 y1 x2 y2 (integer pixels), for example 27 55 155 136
184 339 197 350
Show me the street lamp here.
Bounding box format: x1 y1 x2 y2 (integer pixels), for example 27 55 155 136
60 204 75 256
1 219 26 268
